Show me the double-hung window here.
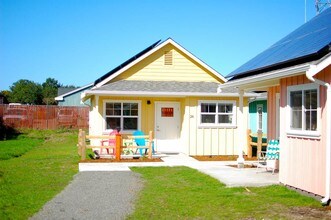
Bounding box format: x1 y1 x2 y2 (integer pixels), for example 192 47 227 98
199 100 236 127
104 101 140 132
287 84 319 137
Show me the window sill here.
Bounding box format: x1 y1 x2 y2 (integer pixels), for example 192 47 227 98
286 131 321 140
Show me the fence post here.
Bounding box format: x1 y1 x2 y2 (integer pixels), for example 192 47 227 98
78 129 82 156
148 130 153 159
81 130 86 160
115 133 121 161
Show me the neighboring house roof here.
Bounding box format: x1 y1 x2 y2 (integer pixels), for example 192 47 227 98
93 38 227 88
84 80 251 97
57 87 77 96
227 7 331 81
55 83 93 101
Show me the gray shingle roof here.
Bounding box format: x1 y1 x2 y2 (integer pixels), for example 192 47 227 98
93 80 237 94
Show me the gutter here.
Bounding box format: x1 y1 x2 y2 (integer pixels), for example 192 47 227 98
305 55 331 205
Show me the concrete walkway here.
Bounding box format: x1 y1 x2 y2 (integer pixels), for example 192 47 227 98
79 153 279 187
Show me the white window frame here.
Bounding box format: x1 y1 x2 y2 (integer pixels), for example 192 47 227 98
103 100 141 133
198 100 236 128
257 104 263 131
287 83 320 138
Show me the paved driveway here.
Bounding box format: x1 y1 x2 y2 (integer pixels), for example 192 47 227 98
30 172 143 220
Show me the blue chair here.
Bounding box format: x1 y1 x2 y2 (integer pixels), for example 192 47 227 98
133 130 155 156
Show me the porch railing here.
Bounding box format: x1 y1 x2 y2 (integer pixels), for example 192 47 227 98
77 129 153 161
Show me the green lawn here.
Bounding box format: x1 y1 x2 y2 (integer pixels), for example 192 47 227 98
0 129 79 220
129 166 323 219
0 131 327 219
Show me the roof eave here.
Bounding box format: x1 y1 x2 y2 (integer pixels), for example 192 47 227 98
82 90 257 98
220 63 311 90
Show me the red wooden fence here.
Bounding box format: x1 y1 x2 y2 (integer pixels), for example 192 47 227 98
0 104 89 129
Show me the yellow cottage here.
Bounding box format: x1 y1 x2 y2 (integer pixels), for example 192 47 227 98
82 38 253 156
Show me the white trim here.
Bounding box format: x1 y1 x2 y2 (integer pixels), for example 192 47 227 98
275 93 280 139
286 83 320 138
198 100 237 128
82 90 258 98
55 83 93 101
94 38 227 88
102 100 141 133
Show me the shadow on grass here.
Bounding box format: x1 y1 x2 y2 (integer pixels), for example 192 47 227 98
0 117 20 140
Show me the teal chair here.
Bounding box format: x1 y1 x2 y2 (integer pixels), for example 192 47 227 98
256 140 280 174
133 130 155 156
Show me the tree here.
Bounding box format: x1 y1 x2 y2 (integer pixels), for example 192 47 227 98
42 78 60 105
9 79 42 104
0 90 11 104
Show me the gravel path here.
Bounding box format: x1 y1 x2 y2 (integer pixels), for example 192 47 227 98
30 171 143 220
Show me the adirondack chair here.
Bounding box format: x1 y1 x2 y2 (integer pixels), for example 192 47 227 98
255 140 280 174
99 129 119 156
133 130 154 156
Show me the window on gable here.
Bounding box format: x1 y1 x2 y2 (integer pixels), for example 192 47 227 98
164 51 173 65
104 101 140 131
287 84 319 136
199 101 236 127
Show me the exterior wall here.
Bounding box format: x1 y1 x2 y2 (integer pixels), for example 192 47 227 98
249 100 267 134
277 66 331 197
89 95 249 156
111 44 223 83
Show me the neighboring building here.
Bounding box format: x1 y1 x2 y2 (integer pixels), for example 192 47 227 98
55 84 93 106
248 94 267 134
220 8 331 204
82 38 256 155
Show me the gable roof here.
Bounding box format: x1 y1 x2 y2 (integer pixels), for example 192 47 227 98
227 7 331 80
93 38 227 88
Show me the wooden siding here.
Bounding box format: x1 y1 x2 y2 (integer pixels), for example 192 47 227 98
267 86 280 140
111 44 223 83
278 65 331 197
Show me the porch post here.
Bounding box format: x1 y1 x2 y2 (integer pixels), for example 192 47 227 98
237 89 245 167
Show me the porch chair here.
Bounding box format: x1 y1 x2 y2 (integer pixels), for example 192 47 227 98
255 139 280 174
99 129 119 156
133 130 154 156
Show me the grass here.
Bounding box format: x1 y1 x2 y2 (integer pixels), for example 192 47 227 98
129 166 322 219
0 129 79 220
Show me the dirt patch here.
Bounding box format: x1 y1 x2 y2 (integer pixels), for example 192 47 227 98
192 155 258 161
283 206 331 219
80 157 163 163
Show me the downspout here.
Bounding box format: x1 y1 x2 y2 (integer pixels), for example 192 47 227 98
306 65 331 205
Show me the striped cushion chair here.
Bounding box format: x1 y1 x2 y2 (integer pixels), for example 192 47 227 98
256 140 280 174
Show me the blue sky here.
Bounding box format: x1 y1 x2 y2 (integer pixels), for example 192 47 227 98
0 0 317 90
